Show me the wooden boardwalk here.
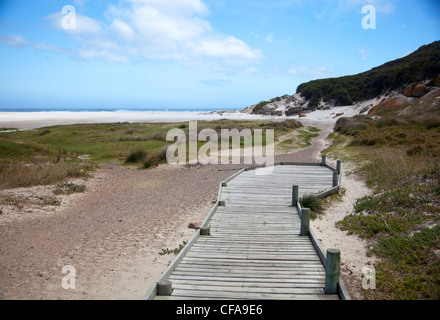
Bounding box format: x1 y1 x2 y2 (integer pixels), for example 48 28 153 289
147 163 346 300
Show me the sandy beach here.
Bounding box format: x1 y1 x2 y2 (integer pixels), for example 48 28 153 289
0 102 370 130
0 111 373 300
0 111 276 130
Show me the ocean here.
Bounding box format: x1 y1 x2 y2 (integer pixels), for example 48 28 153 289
0 106 219 113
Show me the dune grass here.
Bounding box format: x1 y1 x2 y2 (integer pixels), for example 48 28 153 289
325 113 440 300
0 119 305 190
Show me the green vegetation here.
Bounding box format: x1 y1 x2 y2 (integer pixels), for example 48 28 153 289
159 241 188 256
308 97 321 107
299 194 322 219
275 125 320 153
252 100 270 113
124 149 149 164
53 182 86 195
0 119 305 190
326 112 440 299
296 129 320 148
297 41 440 106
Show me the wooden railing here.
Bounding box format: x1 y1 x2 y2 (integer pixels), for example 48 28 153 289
144 157 351 300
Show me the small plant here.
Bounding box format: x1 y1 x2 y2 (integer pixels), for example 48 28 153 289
124 149 147 164
53 182 86 195
156 145 169 162
406 145 424 156
299 194 322 213
150 132 166 141
159 241 188 256
39 129 51 136
42 195 61 206
118 136 144 141
142 146 169 169
142 153 159 168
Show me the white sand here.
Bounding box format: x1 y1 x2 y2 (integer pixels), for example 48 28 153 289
0 111 278 130
311 161 377 299
0 99 379 131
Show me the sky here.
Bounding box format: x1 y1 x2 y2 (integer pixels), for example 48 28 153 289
0 0 439 111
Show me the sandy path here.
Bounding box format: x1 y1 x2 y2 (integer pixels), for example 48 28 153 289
311 163 376 300
0 120 372 300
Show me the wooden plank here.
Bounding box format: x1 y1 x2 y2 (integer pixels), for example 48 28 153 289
149 164 342 300
168 289 338 300
168 274 326 283
172 284 325 295
169 278 325 288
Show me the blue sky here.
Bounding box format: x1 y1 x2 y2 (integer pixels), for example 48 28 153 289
0 0 439 110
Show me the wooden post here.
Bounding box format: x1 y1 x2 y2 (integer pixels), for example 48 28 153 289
300 208 310 236
325 249 341 294
200 226 210 236
157 280 172 296
321 155 326 166
292 185 299 206
332 170 338 187
336 160 341 175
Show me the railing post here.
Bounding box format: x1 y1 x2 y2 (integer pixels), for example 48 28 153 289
300 208 310 236
292 185 299 206
336 160 341 175
325 249 341 294
321 155 326 166
332 170 338 187
200 226 210 236
157 280 172 296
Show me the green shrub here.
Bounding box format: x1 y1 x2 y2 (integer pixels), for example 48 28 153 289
407 145 424 156
296 41 440 106
39 129 51 136
124 150 147 164
142 153 159 168
150 132 166 141
299 194 322 213
308 97 320 107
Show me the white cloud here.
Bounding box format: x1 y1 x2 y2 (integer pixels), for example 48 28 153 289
193 36 263 60
47 0 262 65
109 19 137 41
34 42 65 53
0 34 30 47
0 33 64 53
265 34 275 43
359 47 370 60
288 66 333 78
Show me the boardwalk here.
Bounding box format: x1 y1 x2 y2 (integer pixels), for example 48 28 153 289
147 163 346 300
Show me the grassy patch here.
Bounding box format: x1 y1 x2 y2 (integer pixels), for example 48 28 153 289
124 149 148 164
297 130 320 148
1 119 306 187
328 114 440 299
53 182 86 195
299 194 322 219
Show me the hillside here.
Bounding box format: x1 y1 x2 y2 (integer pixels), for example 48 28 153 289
245 40 440 117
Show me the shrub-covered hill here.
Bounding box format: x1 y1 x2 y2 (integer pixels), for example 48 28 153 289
296 40 440 106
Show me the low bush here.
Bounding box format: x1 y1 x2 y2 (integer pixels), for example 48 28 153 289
150 132 166 141
124 150 147 164
0 161 91 190
299 194 322 213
